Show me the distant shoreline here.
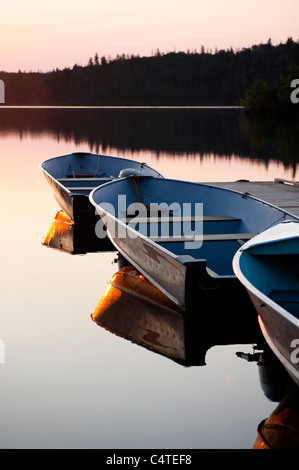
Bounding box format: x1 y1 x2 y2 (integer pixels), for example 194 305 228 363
1 40 297 109
0 105 243 109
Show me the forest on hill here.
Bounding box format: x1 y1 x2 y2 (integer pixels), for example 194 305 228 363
0 38 299 116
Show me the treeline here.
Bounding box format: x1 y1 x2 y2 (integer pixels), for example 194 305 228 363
240 42 299 118
0 38 299 109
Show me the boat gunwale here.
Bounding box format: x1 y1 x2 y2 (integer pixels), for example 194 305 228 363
90 175 299 224
208 183 299 222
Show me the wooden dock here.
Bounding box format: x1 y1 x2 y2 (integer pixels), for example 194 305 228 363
209 179 299 217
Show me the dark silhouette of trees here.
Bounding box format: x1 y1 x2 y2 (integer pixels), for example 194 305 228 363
0 39 298 112
241 40 299 118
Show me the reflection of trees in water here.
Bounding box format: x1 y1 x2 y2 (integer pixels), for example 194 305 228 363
239 117 299 176
0 108 298 169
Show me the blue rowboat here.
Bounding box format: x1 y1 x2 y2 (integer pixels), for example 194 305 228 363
233 220 299 387
89 176 299 310
40 152 163 223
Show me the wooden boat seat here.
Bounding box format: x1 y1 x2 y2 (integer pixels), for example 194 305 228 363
124 213 253 242
150 233 256 243
58 177 113 191
125 215 241 223
58 177 113 182
65 187 99 191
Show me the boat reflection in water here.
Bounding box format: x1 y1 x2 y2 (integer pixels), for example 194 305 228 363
92 265 190 364
92 264 299 447
237 346 299 448
42 210 113 254
91 263 262 367
253 384 299 449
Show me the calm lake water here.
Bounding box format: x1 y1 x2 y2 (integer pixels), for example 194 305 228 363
0 107 298 449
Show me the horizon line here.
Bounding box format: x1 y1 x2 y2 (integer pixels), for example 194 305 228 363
0 105 243 110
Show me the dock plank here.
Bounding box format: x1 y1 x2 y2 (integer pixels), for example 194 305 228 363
208 180 299 217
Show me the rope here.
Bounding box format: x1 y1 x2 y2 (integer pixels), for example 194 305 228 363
93 155 100 177
127 174 150 212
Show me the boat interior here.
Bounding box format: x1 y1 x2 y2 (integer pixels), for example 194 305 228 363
125 211 254 276
42 152 156 194
239 244 299 319
92 176 294 277
57 175 113 194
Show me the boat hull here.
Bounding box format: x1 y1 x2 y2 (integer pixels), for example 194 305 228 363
248 290 299 387
102 215 252 310
106 216 189 306
233 222 299 387
42 170 77 220
40 152 163 224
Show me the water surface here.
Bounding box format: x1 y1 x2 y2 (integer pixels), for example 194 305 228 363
0 107 298 449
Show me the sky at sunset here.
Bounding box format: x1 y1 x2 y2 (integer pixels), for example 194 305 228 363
0 0 298 72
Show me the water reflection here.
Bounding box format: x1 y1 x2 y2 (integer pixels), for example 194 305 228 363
252 385 299 449
238 348 295 403
0 107 298 170
36 125 299 447
91 263 299 448
42 210 113 254
239 351 299 449
91 263 262 366
239 117 299 178
41 211 299 448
